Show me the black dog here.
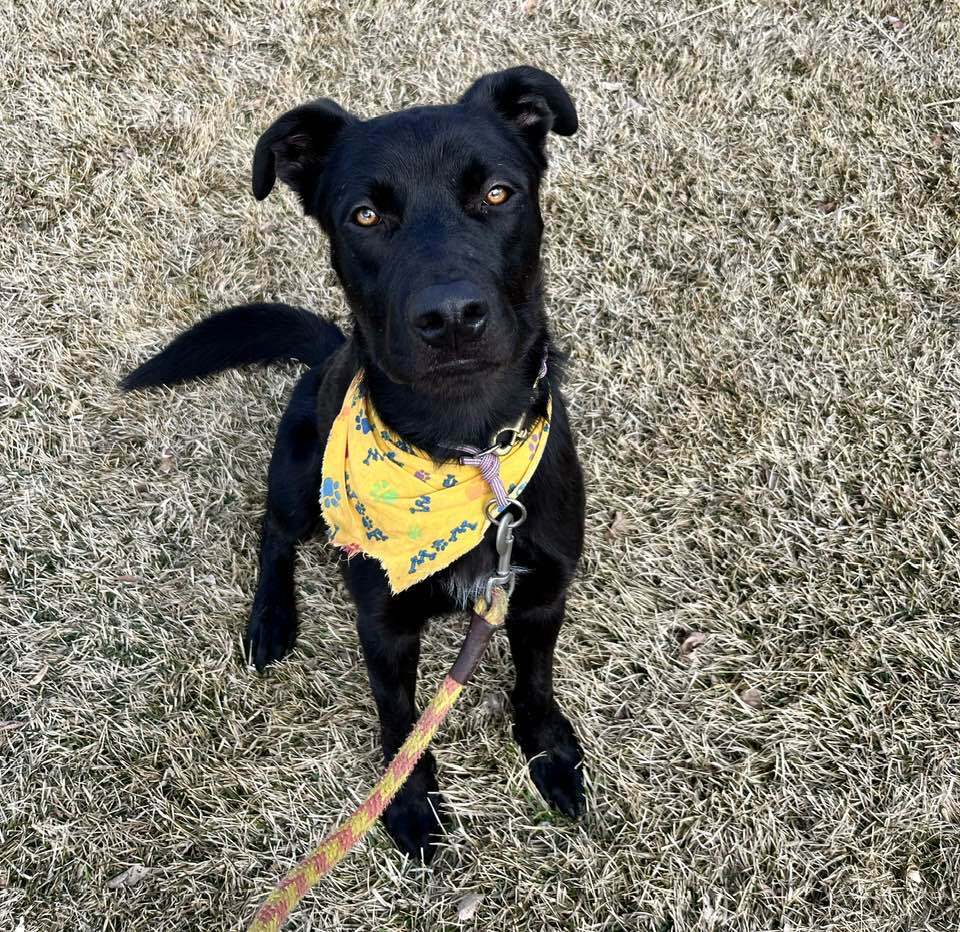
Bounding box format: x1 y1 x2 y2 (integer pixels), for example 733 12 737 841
123 67 586 862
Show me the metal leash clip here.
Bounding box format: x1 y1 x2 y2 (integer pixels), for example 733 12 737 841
474 426 523 459
484 499 527 600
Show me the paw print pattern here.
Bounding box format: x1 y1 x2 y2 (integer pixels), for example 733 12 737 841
321 478 341 509
366 447 403 468
408 549 437 573
409 495 431 514
448 519 478 542
355 503 389 541
381 429 413 453
442 474 458 488
402 519 481 575
370 480 398 504
415 470 431 483
355 414 373 434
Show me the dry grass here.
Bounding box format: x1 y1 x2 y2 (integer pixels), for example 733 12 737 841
3 1 960 929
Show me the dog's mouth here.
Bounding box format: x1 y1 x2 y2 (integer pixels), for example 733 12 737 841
432 357 494 375
400 355 499 393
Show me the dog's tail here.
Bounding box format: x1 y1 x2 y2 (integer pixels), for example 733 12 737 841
120 303 345 391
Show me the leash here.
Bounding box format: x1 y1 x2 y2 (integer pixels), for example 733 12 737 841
248 453 528 931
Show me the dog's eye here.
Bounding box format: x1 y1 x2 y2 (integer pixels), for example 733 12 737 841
484 185 511 206
353 206 380 227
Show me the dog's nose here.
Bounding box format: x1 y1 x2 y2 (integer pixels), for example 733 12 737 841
409 282 489 349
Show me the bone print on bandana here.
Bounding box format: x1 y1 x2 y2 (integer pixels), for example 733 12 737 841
320 370 551 592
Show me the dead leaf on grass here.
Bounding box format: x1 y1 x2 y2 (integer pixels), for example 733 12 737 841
479 693 506 716
680 632 706 659
607 511 629 539
456 892 483 920
740 687 762 708
106 864 152 890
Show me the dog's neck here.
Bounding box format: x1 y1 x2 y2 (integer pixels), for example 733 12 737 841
360 336 551 459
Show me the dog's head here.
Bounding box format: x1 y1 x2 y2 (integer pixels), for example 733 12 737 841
251 67 576 396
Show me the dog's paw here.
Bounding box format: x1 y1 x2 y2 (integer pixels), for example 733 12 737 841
513 706 585 819
381 761 447 863
245 585 298 672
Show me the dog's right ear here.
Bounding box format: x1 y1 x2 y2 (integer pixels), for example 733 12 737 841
252 99 355 203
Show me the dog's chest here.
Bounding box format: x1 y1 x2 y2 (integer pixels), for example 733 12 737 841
437 540 527 610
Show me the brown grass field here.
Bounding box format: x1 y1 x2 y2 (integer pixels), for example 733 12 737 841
3 1 960 929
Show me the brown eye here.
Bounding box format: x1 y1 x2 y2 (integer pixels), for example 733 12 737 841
484 185 510 206
354 206 380 227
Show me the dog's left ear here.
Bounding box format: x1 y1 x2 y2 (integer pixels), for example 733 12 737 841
460 66 577 157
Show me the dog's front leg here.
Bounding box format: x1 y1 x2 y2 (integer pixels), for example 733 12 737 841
246 366 326 670
351 569 446 862
506 585 585 818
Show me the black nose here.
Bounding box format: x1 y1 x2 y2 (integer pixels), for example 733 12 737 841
409 281 489 349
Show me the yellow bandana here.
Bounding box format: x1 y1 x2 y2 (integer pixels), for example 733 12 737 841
320 372 551 592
